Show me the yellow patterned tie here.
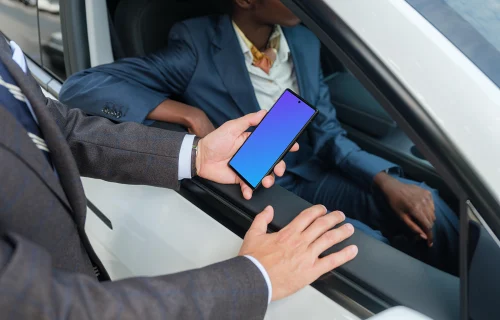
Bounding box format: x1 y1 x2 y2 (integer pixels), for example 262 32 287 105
233 22 280 74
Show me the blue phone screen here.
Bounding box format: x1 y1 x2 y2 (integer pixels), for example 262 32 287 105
229 90 316 188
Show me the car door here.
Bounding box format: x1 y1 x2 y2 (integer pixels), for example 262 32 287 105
281 0 500 319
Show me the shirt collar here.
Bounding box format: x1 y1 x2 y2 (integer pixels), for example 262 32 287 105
232 22 291 64
9 41 28 74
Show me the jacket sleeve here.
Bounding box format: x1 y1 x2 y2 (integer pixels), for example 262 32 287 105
0 232 268 320
59 22 197 125
308 66 400 188
46 97 186 189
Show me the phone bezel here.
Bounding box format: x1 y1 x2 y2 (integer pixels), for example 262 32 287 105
228 89 319 190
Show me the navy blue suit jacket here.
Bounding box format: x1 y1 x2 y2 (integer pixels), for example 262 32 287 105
60 15 396 187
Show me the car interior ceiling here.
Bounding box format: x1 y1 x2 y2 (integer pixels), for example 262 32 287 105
97 0 461 318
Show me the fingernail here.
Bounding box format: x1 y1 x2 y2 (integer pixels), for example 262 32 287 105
350 246 358 256
345 223 354 232
321 205 328 213
429 242 434 247
338 211 345 220
420 234 427 240
265 205 272 211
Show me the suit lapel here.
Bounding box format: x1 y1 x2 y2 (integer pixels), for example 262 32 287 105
283 27 308 101
212 16 260 115
0 105 72 211
0 38 86 224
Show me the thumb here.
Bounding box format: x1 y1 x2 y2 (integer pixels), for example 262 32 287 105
249 206 274 236
228 110 267 134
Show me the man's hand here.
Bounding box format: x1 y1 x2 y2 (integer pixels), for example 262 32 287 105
239 205 358 301
185 107 215 138
374 172 435 247
196 110 299 199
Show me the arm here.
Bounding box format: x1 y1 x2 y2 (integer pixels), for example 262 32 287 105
59 22 197 125
309 67 400 188
0 232 268 320
150 99 215 137
46 97 186 189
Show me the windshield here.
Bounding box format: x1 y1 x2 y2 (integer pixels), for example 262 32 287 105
406 0 500 88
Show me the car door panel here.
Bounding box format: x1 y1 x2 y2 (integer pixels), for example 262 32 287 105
182 178 459 320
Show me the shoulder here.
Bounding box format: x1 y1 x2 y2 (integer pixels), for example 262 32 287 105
282 24 321 57
169 15 220 42
283 24 320 47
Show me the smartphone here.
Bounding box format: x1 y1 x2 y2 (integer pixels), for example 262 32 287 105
229 89 318 190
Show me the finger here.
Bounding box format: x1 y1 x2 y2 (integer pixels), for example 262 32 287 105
411 207 434 234
289 142 299 152
241 132 252 140
302 211 346 242
273 161 286 177
261 174 275 188
422 198 435 247
401 214 427 240
310 223 355 256
287 205 328 232
315 245 358 276
240 181 253 200
227 110 267 134
425 227 434 247
248 206 274 236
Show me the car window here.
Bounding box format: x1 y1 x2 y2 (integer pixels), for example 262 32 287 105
405 0 500 88
0 0 41 65
38 0 66 80
467 201 500 320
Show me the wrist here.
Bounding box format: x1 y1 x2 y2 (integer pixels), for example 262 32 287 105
193 137 202 177
374 171 395 191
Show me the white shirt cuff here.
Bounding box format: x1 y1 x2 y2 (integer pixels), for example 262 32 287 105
244 255 272 304
178 134 196 180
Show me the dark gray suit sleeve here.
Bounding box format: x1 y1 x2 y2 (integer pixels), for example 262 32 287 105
0 233 268 319
46 97 187 190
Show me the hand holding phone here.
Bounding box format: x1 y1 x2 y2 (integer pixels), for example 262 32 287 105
195 109 299 200
229 89 318 190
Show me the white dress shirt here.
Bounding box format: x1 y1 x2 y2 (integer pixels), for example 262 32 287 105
10 40 272 303
233 24 300 110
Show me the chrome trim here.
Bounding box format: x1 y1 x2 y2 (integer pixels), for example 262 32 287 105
26 59 52 90
467 200 500 248
47 79 62 98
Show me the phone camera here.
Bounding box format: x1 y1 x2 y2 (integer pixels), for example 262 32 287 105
298 101 301 103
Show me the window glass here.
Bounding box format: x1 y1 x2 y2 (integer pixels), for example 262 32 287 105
0 0 41 65
38 0 66 80
406 0 500 88
467 202 500 319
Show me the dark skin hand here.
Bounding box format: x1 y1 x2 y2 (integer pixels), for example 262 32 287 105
374 172 436 247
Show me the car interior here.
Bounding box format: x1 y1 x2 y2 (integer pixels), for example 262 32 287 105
2 0 470 319
107 0 458 211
